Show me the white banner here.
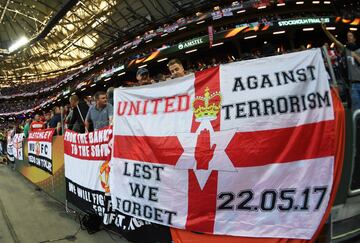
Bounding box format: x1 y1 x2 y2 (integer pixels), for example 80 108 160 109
6 130 14 162
63 127 150 232
110 49 335 239
28 129 55 174
13 133 24 160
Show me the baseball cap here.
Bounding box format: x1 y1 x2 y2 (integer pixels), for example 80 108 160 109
136 68 149 77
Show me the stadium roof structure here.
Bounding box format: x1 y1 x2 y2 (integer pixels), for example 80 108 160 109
0 0 220 86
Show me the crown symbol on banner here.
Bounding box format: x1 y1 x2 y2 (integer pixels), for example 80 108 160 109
192 87 222 121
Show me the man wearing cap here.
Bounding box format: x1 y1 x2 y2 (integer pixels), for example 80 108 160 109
136 68 155 85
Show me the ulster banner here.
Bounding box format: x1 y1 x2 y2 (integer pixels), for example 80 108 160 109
110 49 336 239
28 128 55 174
13 133 24 160
63 127 150 233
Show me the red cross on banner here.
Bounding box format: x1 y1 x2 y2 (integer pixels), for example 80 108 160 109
110 49 342 239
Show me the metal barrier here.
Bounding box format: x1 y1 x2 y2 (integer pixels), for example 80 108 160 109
350 109 360 195
15 136 66 204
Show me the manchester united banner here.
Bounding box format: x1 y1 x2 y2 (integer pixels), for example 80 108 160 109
110 49 335 239
63 127 149 233
13 133 24 160
28 128 55 174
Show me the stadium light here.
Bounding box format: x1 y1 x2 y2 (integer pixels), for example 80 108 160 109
258 6 266 9
138 64 148 68
324 1 331 4
244 35 257 39
157 58 168 62
277 3 285 6
104 77 111 82
81 88 86 91
178 26 187 31
350 27 358 31
90 83 96 87
131 45 137 49
185 49 197 54
145 39 152 43
8 36 29 53
296 1 304 4
119 51 125 55
303 28 314 31
212 42 224 47
196 20 205 25
108 56 113 60
237 9 246 13
118 72 125 76
312 1 320 4
326 27 336 30
273 30 286 35
330 43 335 48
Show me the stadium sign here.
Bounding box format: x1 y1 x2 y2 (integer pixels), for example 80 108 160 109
277 17 331 27
177 37 207 50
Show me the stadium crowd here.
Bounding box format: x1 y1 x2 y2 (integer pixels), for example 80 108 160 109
0 0 351 99
1 27 359 140
0 0 359 151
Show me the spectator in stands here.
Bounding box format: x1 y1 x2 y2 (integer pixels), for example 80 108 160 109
346 31 359 51
155 73 167 82
85 91 113 131
84 95 93 106
46 110 54 123
211 58 218 67
63 105 69 121
136 68 155 85
23 119 31 138
44 113 51 128
322 24 360 110
17 121 24 133
30 114 44 131
68 95 89 133
106 87 114 106
49 107 62 130
324 43 337 66
167 59 186 78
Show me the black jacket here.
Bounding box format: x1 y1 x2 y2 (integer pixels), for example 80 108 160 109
68 101 89 133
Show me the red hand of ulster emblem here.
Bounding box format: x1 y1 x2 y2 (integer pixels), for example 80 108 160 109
195 129 216 170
